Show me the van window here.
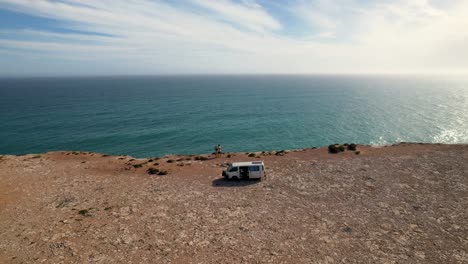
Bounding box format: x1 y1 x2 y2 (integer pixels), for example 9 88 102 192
229 167 238 172
249 166 260 171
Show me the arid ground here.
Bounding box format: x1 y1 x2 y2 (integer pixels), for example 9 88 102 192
0 143 467 263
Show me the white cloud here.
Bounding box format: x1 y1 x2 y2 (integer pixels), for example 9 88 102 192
0 0 467 76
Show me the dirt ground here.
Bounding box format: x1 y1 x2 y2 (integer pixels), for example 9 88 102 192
0 143 467 263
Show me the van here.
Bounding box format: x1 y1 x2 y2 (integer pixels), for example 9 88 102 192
222 161 265 180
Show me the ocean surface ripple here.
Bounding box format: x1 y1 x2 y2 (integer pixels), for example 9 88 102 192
1 75 467 157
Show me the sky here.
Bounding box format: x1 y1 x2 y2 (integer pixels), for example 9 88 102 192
0 0 467 76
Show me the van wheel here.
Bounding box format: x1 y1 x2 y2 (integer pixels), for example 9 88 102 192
231 176 239 181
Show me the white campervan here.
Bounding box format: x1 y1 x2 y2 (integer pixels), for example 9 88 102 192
222 161 265 180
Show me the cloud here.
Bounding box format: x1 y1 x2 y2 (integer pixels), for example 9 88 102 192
0 0 467 76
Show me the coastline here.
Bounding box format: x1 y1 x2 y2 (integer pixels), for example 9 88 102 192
1 143 467 263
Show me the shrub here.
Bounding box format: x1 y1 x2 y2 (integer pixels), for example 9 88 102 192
78 209 92 217
32 155 41 159
195 156 209 161
227 154 231 158
348 143 357 151
185 157 192 161
148 159 153 162
102 154 110 157
328 144 340 154
355 151 361 155
248 153 256 157
133 164 143 168
147 167 159 174
167 159 175 163
338 145 346 152
153 162 159 166
158 170 168 176
176 158 183 162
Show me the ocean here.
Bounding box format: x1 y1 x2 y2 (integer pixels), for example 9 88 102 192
1 75 467 158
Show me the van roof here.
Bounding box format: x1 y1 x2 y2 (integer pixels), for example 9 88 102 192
231 161 264 167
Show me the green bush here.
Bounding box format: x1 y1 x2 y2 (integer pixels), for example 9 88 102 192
158 170 168 176
338 145 346 152
167 159 175 163
348 143 357 151
248 153 256 157
133 164 143 168
147 167 159 174
328 144 341 154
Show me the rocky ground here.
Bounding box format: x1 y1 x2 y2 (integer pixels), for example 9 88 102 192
0 143 467 263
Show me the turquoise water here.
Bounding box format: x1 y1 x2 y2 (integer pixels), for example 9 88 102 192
1 75 467 158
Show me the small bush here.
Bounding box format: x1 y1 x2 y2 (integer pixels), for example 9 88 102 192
338 145 346 152
158 170 168 176
177 163 184 167
147 167 159 174
185 157 192 161
328 144 341 154
133 164 143 168
195 156 209 161
348 143 357 151
129 159 135 162
248 153 256 157
176 158 183 162
78 209 92 217
148 159 153 162
227 154 231 158
167 159 175 163
153 162 159 166
355 151 361 155
32 155 41 159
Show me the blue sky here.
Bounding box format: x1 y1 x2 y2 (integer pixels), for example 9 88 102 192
0 0 467 76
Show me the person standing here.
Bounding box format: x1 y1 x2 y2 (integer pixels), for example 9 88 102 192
217 144 222 156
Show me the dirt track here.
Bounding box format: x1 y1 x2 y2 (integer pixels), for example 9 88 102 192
0 143 467 263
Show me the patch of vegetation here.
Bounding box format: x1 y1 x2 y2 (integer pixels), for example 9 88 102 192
148 159 153 162
133 164 143 168
102 154 110 157
328 144 344 154
185 157 192 161
147 167 159 175
72 152 79 155
32 155 41 159
78 209 92 217
338 145 346 152
355 151 361 155
167 159 175 163
248 153 256 157
347 143 357 151
227 154 232 158
129 159 135 162
56 196 75 208
158 170 168 176
275 150 286 156
176 158 183 162
194 156 209 161
177 163 184 167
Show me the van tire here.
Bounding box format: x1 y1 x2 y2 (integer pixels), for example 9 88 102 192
231 176 239 181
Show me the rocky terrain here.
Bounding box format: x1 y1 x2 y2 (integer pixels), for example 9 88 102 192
0 143 467 263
